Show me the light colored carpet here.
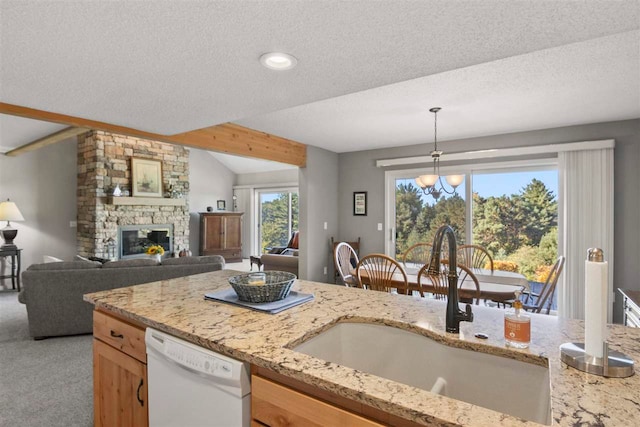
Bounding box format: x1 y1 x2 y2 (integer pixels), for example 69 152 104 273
0 292 93 427
224 258 253 272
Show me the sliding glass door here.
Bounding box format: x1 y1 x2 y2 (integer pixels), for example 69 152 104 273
387 162 559 310
257 189 299 254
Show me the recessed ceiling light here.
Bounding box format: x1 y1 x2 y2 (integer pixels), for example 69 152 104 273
260 52 298 71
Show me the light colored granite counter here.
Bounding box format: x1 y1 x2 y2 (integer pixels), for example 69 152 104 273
84 270 640 426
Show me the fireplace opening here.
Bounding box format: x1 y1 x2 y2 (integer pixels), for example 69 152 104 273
118 224 173 259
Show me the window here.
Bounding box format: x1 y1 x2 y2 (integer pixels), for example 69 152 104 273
257 189 299 253
394 178 466 259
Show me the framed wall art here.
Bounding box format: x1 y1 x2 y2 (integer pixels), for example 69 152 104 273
353 191 367 216
217 200 226 210
131 158 163 197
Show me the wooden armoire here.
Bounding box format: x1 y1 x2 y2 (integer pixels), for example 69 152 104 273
199 212 243 262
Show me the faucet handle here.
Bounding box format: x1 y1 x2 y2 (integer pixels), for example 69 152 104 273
464 304 474 322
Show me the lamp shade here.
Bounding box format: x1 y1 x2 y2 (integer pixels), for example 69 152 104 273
445 175 465 188
0 200 25 222
416 174 439 188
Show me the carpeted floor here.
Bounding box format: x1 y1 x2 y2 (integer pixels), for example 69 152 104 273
0 260 252 426
0 291 93 427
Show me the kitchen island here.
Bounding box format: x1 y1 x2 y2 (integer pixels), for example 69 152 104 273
85 269 640 426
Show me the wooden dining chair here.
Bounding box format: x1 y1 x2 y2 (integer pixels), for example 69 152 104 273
457 244 494 272
417 261 481 304
333 242 360 287
401 243 432 269
356 254 409 295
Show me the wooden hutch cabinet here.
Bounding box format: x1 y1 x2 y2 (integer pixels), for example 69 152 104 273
199 212 243 262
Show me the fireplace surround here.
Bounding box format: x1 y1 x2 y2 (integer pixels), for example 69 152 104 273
118 224 173 259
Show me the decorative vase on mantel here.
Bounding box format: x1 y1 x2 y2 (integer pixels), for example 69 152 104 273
150 253 162 263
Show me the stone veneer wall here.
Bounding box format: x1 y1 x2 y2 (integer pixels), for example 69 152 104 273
77 131 190 258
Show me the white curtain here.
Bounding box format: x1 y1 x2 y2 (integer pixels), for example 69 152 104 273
233 188 253 258
558 147 614 320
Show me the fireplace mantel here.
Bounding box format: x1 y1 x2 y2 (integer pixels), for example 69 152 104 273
107 196 186 206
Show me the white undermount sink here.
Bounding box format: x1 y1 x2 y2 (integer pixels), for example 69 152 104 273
293 322 551 425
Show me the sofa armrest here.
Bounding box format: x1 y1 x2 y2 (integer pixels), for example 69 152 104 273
261 254 299 276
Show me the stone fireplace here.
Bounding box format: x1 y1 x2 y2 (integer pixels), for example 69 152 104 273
77 131 190 259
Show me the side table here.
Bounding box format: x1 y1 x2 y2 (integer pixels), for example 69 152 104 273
0 247 22 291
249 255 263 271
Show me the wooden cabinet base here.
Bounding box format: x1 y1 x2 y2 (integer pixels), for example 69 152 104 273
93 339 148 427
252 375 383 427
93 310 148 427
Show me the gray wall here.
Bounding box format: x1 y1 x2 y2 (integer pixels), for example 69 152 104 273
235 169 298 186
0 138 78 273
299 146 339 282
338 119 640 323
188 149 235 254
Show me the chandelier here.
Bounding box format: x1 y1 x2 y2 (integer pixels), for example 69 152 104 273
415 107 464 200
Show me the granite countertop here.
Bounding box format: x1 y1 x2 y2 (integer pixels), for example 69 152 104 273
84 270 640 426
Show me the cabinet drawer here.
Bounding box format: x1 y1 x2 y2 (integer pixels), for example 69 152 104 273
94 311 146 363
252 375 383 427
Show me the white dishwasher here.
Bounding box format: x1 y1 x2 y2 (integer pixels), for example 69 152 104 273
145 328 251 427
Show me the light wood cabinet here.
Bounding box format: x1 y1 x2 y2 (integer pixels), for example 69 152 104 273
93 311 148 427
252 375 384 427
199 212 243 262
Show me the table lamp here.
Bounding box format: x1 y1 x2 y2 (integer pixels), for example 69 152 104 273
0 199 25 249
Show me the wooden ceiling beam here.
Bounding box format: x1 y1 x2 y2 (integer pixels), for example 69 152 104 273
0 102 306 166
4 126 90 157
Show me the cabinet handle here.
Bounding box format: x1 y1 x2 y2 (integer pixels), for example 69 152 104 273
110 330 124 339
137 379 144 406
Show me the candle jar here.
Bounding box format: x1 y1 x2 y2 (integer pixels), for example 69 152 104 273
247 272 266 286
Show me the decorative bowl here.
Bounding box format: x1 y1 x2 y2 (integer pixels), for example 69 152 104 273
228 271 297 303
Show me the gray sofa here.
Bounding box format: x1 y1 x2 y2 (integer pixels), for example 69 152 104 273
19 255 225 339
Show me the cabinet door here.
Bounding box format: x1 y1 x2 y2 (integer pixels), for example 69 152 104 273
202 215 224 252
94 339 148 427
225 215 242 250
252 375 383 427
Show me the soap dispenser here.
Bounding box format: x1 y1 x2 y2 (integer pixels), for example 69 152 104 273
504 291 531 348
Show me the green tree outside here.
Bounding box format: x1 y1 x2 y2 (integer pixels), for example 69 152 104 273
395 178 557 281
260 192 298 253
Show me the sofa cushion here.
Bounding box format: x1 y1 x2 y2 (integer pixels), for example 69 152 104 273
27 260 102 271
102 258 159 269
161 255 223 266
43 255 64 263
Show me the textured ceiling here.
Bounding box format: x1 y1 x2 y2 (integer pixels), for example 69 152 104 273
237 31 640 153
0 1 638 172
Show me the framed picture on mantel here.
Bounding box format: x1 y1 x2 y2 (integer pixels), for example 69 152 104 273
353 191 367 216
132 158 163 197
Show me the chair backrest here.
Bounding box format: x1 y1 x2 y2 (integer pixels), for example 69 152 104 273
356 254 408 294
401 243 432 269
418 262 447 300
418 260 481 304
532 256 565 314
334 242 360 287
331 237 361 284
457 244 494 272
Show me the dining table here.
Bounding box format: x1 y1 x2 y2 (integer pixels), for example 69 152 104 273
358 266 529 303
